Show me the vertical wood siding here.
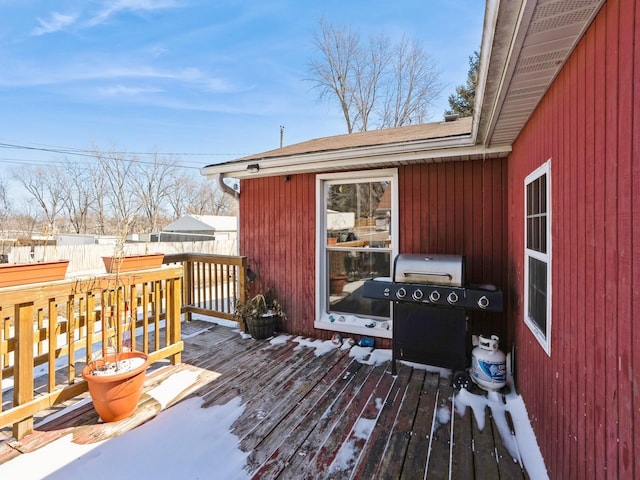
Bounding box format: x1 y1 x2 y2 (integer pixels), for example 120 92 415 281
399 160 509 346
240 158 509 347
508 0 638 477
240 174 317 338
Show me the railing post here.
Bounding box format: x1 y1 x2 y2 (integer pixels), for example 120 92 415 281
13 302 34 440
238 257 248 333
168 276 182 365
184 260 193 322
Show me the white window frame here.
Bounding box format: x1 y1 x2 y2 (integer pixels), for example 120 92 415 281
315 168 398 339
524 160 552 355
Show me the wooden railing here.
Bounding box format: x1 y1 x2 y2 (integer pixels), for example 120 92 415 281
0 266 183 440
163 253 247 332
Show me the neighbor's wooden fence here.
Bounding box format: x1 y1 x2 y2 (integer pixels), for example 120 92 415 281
163 253 248 332
0 266 183 440
9 239 238 274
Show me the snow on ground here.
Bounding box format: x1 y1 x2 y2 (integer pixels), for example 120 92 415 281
454 386 549 479
0 373 249 480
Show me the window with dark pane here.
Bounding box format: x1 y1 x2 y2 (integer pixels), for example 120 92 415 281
526 176 547 254
524 162 551 353
528 256 547 336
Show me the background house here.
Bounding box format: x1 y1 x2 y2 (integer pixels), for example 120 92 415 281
157 214 237 243
202 0 637 477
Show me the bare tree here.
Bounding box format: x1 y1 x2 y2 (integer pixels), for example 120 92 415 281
132 152 179 232
353 33 390 131
96 150 141 237
4 148 238 239
0 175 10 233
309 20 359 133
89 160 108 235
61 160 94 234
380 37 443 128
15 203 39 240
309 21 442 132
13 164 66 237
167 173 191 219
186 179 236 216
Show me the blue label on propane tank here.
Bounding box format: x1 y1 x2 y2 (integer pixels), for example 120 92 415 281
474 359 506 382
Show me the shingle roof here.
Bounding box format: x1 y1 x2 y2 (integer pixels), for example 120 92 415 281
212 116 472 165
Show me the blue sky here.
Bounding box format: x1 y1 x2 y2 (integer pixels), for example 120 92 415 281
0 0 484 173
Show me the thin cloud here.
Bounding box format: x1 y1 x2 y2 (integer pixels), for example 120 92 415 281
97 84 165 96
88 0 183 27
32 12 79 36
0 63 235 93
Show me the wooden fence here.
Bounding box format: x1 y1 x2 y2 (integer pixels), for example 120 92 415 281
9 239 238 274
0 266 183 440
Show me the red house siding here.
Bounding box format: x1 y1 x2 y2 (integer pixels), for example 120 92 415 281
240 158 509 347
240 174 317 338
509 0 638 477
398 160 508 345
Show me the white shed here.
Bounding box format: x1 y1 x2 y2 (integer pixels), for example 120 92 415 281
159 215 237 241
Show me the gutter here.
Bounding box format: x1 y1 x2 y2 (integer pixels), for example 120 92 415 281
471 0 500 145
201 131 512 184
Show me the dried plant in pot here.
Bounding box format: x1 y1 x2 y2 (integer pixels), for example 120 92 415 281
81 282 151 422
234 289 287 340
81 220 151 422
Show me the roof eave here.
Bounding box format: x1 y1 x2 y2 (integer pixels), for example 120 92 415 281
475 0 605 146
201 135 511 180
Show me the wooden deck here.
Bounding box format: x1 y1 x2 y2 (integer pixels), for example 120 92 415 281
1 320 531 479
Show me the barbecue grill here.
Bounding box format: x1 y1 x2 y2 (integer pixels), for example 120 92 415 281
363 254 503 386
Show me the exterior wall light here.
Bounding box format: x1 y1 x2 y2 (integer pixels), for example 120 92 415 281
247 163 260 173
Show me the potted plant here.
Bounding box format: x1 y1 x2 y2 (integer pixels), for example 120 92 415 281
329 248 348 295
234 289 287 340
81 275 151 422
329 273 348 295
81 208 151 422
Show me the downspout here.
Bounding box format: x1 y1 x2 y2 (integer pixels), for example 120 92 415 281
217 173 238 198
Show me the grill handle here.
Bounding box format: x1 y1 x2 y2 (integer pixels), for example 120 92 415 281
401 271 453 280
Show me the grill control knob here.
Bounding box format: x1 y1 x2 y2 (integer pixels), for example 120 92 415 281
447 292 459 304
429 291 440 302
412 289 424 301
477 296 490 309
396 287 407 299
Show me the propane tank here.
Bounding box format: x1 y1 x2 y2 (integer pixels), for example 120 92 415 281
471 335 507 391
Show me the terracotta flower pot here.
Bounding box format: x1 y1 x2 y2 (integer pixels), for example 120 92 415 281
102 253 164 274
329 274 348 295
82 351 151 422
0 260 69 288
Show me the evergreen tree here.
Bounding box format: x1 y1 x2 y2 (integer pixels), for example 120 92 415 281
445 50 479 118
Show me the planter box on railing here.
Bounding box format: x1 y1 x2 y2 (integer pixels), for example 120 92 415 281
102 253 165 273
0 260 69 288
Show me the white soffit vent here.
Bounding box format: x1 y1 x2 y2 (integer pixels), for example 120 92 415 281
486 0 604 146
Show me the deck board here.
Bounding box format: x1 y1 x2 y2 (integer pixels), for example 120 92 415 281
450 394 475 479
0 322 531 479
425 375 455 479
402 371 439 479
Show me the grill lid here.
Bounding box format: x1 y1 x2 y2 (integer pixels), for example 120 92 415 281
393 254 465 286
